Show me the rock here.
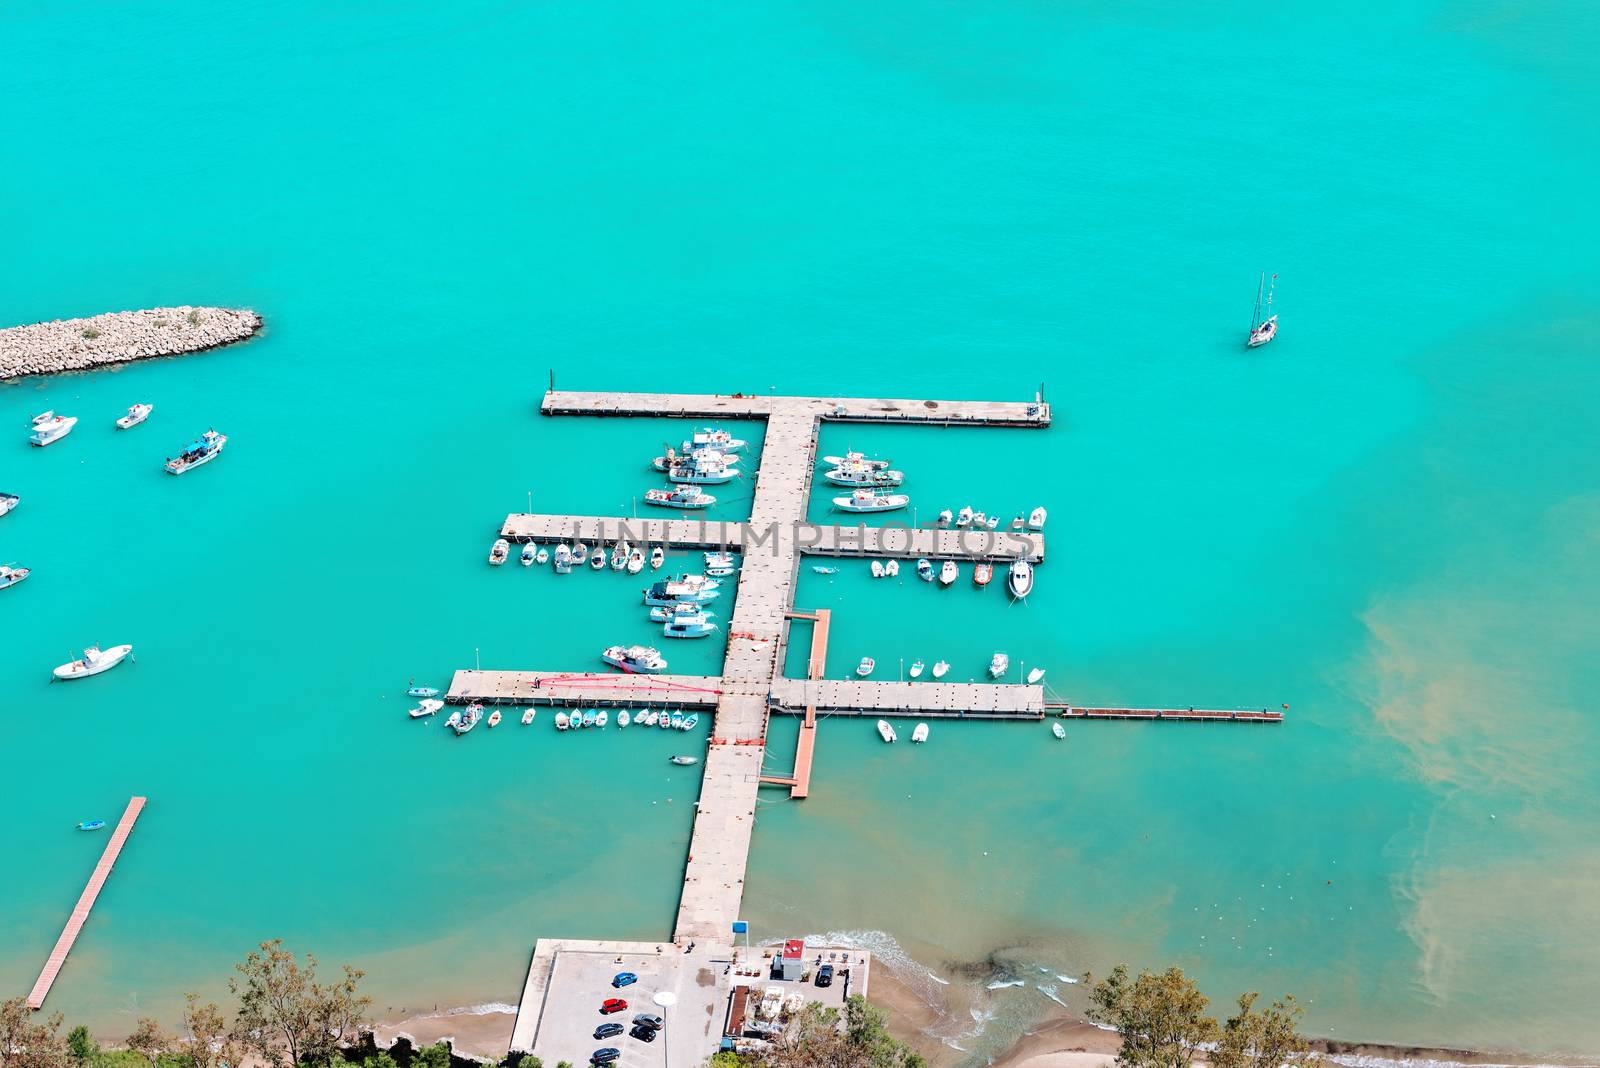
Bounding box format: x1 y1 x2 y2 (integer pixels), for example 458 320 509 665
0 306 261 380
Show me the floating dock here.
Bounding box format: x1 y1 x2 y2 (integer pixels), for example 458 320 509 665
27 796 147 1009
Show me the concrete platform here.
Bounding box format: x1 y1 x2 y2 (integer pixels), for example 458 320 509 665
446 669 722 706
768 677 1046 718
541 389 1051 427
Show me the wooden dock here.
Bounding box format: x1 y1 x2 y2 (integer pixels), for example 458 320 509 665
27 796 146 1009
761 610 830 798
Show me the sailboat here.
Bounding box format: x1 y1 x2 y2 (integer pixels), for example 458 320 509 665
1247 272 1278 348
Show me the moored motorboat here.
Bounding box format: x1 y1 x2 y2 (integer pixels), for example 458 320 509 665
884 560 899 577
856 656 875 677
522 709 536 725
408 699 443 718
823 452 890 470
618 710 631 727
30 415 78 447
0 564 30 591
662 604 718 639
955 506 974 528
555 711 570 730
938 560 958 586
1052 721 1066 740
644 486 716 509
602 644 667 673
686 427 746 452
0 491 19 517
596 710 608 727
489 539 510 565
658 709 674 730
649 545 665 570
812 564 838 575
590 547 607 570
535 547 549 565
669 710 685 729
627 548 645 574
870 560 885 578
649 602 717 623
911 723 929 744
521 543 537 567
932 660 949 679
643 574 720 606
876 719 897 743
1027 507 1047 531
1027 667 1046 684
116 403 153 429
406 684 440 698
572 542 590 566
52 643 133 680
833 489 909 513
163 429 226 473
909 659 925 679
937 508 953 527
916 558 934 582
77 819 107 831
988 652 1009 679
823 466 904 488
974 562 993 587
985 514 1000 530
554 544 573 573
582 710 598 728
450 703 483 735
1007 560 1034 598
610 542 629 570
704 550 737 576
670 755 700 766
652 448 740 471
681 713 699 731
487 709 503 728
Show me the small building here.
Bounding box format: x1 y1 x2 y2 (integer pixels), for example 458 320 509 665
778 938 806 980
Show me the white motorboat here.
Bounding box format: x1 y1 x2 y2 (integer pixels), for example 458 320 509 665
602 644 667 674
627 548 645 574
988 652 1009 679
572 542 589 565
916 558 934 582
686 427 747 452
938 560 958 586
833 489 909 513
670 755 700 766
32 410 55 425
955 506 974 528
536 547 549 565
487 709 503 728
610 542 629 570
932 660 949 679
823 452 890 470
163 429 226 473
520 543 537 566
408 698 444 718
449 703 483 735
704 550 737 576
876 719 897 743
640 709 657 726
554 544 573 573
617 710 630 728
681 713 700 731
1010 515 1025 531
856 656 875 677
53 643 133 680
589 547 607 570
649 545 665 570
555 711 570 730
116 403 154 430
911 722 929 743
644 486 716 509
643 575 721 606
1027 507 1047 531
521 709 536 725
1052 721 1066 740
1247 271 1278 348
653 449 740 471
870 560 885 578
489 539 510 565
30 415 77 447
649 602 716 622
1027 667 1046 684
937 509 953 527
0 564 30 590
974 562 993 587
884 560 899 577
1007 560 1034 598
596 710 608 728
985 514 1000 530
662 604 718 639
823 466 904 488
665 460 737 485
659 710 674 730
0 491 19 517
909 659 925 679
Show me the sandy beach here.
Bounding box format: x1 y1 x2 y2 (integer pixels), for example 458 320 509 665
369 1008 516 1063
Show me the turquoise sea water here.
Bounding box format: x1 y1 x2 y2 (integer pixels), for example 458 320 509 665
4 0 1599 1060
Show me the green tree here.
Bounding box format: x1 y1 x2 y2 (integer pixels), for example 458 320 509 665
66 1027 96 1067
229 939 371 1068
413 1044 452 1068
0 998 72 1068
1085 965 1218 1068
179 994 245 1068
1212 993 1318 1068
359 1054 398 1068
124 1019 170 1068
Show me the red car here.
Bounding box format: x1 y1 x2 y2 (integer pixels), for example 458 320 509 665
599 998 628 1015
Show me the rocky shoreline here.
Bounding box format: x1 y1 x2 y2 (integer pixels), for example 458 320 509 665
0 306 261 380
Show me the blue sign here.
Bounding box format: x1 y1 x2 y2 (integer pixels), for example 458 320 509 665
731 920 748 934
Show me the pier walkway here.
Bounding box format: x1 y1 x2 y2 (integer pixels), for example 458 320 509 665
28 796 146 1009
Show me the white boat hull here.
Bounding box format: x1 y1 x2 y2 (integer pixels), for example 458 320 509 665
53 644 133 680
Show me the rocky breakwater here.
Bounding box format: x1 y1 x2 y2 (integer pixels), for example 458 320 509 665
0 306 261 380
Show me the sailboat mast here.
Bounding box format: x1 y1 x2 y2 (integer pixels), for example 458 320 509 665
1251 272 1265 330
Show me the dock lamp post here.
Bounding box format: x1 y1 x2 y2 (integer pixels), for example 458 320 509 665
653 989 678 1068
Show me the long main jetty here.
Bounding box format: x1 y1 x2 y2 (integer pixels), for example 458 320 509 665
1 306 260 380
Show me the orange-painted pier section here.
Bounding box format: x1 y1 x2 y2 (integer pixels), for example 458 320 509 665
762 609 829 799
27 795 147 1009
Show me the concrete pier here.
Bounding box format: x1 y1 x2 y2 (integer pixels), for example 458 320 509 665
1 307 260 380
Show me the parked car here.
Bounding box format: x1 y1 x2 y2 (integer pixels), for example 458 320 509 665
611 971 638 988
591 1049 620 1065
600 998 628 1015
816 964 834 988
594 1023 624 1040
633 1013 664 1030
629 1024 658 1044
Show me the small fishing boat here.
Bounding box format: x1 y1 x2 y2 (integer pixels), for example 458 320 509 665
164 429 226 473
644 486 716 509
602 644 668 673
686 427 747 452
555 711 570 730
30 415 77 447
522 709 536 725
1007 560 1034 598
582 710 598 728
974 562 993 587
870 560 885 578
876 719 897 743
649 602 717 622
909 659 925 679
884 560 899 577
554 544 573 573
77 819 107 831
406 684 440 698
988 652 1009 679
1027 507 1047 531
955 506 974 528
489 539 510 565
916 558 934 582
649 545 665 570
643 575 721 606
823 452 890 470
681 713 699 731
0 491 19 517
662 606 718 639
590 548 607 570
641 709 657 726
627 548 645 574
1052 721 1066 740
52 644 133 680
937 509 953 527
487 709 503 727
572 543 590 566
971 511 987 529
663 456 738 484
670 755 700 766
812 564 838 575
1027 667 1046 684
610 542 629 570
116 403 153 430
704 551 737 576
408 699 443 718
670 710 685 729
939 560 958 586
450 704 483 735
856 656 875 677
1247 272 1278 348
652 449 740 472
536 547 549 565
911 723 929 744
658 710 674 730
833 489 909 513
596 710 609 727
1010 515 1025 531
520 543 537 566
0 564 30 591
985 514 1000 530
823 466 904 488
932 660 949 679
618 710 630 727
